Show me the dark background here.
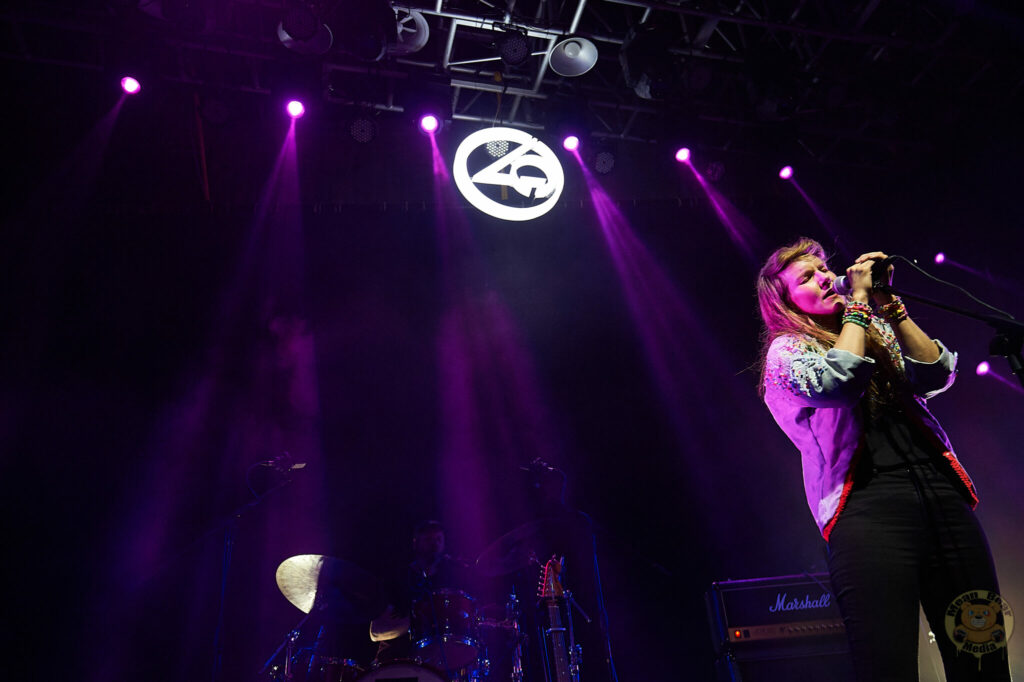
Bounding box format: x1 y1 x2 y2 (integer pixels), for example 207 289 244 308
2 4 1023 681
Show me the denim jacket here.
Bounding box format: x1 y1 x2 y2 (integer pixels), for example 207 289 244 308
763 319 978 540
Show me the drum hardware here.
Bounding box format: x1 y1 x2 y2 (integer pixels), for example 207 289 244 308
261 615 312 681
507 588 525 682
569 643 582 682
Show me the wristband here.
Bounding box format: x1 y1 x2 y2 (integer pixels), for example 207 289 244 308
842 301 873 330
876 296 908 324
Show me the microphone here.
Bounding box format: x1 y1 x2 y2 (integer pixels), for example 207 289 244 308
833 256 894 297
260 452 307 473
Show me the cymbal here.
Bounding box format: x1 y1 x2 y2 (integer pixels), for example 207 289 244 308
475 518 573 577
275 554 384 623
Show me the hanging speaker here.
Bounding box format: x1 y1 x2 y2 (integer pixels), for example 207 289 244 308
549 37 598 77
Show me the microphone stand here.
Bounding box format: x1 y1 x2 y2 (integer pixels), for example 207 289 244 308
528 460 620 682
209 466 301 682
878 283 1024 390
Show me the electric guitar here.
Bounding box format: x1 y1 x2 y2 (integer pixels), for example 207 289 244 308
538 555 574 682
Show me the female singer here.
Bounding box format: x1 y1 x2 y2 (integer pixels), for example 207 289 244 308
756 238 1009 681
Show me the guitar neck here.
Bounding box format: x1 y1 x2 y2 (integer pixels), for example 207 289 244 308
545 598 572 682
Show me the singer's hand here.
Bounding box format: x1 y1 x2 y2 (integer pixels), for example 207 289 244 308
853 251 894 305
842 260 875 303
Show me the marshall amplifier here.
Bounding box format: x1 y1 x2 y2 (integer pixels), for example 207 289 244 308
706 573 854 682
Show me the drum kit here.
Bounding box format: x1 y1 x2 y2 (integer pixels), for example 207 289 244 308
264 520 585 682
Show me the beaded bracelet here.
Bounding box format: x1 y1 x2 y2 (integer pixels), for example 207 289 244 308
876 296 909 325
842 301 873 330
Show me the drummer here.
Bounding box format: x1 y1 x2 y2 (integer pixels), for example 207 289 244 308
370 520 478 661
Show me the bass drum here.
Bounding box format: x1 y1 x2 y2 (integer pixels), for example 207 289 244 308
410 589 479 670
307 657 364 682
357 661 447 682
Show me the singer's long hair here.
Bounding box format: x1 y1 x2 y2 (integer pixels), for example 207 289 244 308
756 238 900 408
757 238 838 352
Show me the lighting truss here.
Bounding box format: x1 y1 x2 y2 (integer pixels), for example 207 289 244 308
3 0 1023 168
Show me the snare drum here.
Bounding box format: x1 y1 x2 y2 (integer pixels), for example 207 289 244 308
410 589 480 670
357 661 446 682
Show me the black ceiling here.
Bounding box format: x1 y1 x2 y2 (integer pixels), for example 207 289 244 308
4 0 1024 168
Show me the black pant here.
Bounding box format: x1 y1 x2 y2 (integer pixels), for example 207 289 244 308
826 462 1011 681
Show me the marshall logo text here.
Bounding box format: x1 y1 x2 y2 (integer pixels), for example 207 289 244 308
768 592 832 613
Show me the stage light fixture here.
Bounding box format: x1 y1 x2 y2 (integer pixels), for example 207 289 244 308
976 361 990 376
350 117 377 143
388 8 430 56
499 30 531 67
594 149 615 174
277 7 333 55
778 165 793 180
420 114 440 133
562 135 580 151
486 139 510 158
675 147 690 163
549 37 598 77
934 252 946 264
121 76 141 94
619 20 683 100
287 100 306 118
334 0 397 62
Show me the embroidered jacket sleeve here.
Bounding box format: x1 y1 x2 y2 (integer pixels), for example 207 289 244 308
764 335 876 408
902 340 957 399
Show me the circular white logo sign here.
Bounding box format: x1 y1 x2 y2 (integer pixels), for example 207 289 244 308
452 127 565 222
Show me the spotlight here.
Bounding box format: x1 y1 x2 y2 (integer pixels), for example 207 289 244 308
779 165 793 179
121 76 141 94
287 100 306 118
562 135 580 151
420 114 440 133
976 361 990 376
934 252 946 265
549 37 598 77
675 147 690 163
